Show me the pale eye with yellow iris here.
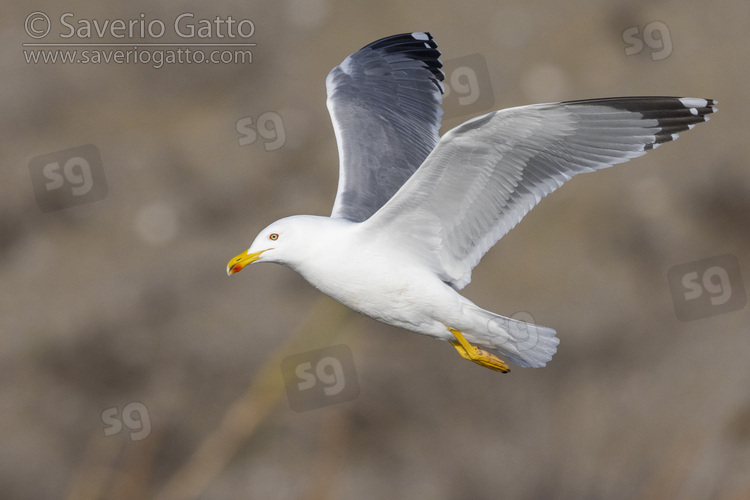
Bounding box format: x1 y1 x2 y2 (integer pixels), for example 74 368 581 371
269 233 279 241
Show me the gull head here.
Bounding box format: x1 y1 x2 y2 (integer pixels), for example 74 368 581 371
226 215 340 275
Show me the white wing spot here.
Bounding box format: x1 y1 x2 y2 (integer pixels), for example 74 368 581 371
678 97 708 109
411 32 430 40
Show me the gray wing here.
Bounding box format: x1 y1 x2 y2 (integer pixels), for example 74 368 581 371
327 32 444 222
363 97 717 289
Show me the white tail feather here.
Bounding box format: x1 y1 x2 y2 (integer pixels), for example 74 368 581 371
464 306 560 368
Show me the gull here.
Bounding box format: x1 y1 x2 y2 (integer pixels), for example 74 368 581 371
228 32 716 372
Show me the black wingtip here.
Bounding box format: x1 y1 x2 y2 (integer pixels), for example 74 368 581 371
361 32 445 93
635 97 717 149
563 96 717 151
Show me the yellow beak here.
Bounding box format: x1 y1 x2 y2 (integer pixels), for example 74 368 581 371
227 249 267 275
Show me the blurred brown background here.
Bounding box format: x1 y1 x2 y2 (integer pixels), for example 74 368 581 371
2 1 749 499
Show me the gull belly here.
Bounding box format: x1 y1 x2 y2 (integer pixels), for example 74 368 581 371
292 229 462 339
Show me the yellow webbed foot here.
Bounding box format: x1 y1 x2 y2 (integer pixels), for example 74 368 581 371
448 327 509 373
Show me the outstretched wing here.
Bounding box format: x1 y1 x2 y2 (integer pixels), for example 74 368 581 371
327 32 444 222
363 97 717 289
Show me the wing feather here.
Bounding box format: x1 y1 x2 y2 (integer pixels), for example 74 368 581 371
363 97 717 289
326 32 445 222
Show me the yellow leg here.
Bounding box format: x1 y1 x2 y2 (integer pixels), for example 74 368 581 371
447 327 510 373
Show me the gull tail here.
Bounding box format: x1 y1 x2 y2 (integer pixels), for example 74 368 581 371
464 306 560 368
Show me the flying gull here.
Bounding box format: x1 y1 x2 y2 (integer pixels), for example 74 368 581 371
228 32 716 372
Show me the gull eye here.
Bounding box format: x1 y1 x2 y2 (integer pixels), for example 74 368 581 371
269 233 279 241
